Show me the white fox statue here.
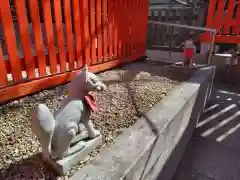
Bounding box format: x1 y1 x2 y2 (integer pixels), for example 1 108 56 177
31 65 107 160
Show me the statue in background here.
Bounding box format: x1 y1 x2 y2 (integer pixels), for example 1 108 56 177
31 65 107 175
183 32 197 68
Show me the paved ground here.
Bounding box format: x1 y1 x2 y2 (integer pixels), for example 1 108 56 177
172 84 240 180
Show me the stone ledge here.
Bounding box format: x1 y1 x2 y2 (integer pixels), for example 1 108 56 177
69 65 216 180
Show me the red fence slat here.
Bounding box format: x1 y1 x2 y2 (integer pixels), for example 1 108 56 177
214 0 225 33
90 0 97 65
114 0 122 60
137 0 141 55
126 0 131 57
131 0 134 57
102 0 108 61
118 0 123 59
53 0 67 72
14 0 35 79
139 0 142 54
123 0 127 58
143 0 148 54
232 1 240 35
138 0 143 56
108 0 114 60
73 0 83 68
223 0 235 34
0 0 22 82
96 0 103 63
128 0 132 57
205 0 217 29
42 0 57 74
132 0 137 59
81 0 91 65
142 0 148 54
113 0 118 60
63 0 75 70
200 0 217 43
132 0 136 56
29 0 47 76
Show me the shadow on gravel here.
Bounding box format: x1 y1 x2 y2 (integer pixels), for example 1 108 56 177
0 153 58 180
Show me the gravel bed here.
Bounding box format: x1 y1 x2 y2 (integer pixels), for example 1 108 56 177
0 61 194 180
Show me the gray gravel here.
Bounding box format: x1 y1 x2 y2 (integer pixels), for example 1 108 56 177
0 61 193 180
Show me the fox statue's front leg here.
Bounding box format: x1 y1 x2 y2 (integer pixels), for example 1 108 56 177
83 119 101 138
81 107 101 138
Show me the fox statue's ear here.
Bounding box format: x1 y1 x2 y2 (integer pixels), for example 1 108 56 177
83 64 89 82
83 64 88 72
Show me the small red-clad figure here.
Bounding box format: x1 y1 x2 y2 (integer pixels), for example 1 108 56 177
183 33 196 68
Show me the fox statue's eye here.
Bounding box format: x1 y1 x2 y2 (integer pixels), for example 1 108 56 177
91 78 97 84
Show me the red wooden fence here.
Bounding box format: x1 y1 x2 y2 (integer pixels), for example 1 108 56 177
201 0 240 43
0 0 148 103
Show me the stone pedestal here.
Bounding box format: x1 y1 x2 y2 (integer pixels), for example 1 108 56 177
42 135 102 176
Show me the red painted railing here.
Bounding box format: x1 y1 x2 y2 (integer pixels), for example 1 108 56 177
0 0 148 103
201 0 240 43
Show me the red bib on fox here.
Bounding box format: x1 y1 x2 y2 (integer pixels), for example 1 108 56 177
84 94 98 112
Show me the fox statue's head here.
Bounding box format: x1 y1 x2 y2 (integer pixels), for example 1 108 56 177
68 65 107 97
82 65 107 92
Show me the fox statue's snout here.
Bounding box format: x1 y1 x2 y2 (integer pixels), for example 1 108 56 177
96 82 107 92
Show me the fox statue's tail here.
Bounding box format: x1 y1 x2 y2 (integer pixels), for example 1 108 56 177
31 104 55 159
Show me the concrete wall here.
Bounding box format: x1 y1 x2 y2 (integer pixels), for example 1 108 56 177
146 50 209 64
69 65 216 180
147 7 206 49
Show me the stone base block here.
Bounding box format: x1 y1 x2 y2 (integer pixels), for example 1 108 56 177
42 135 102 176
